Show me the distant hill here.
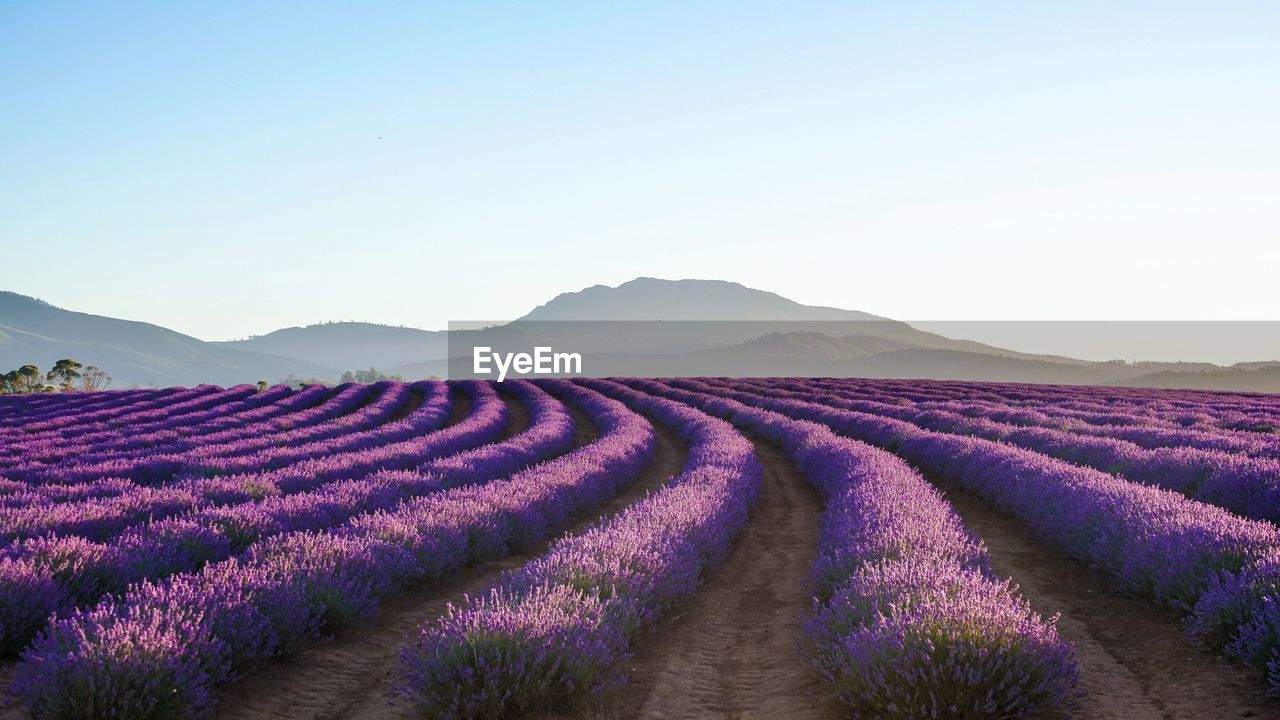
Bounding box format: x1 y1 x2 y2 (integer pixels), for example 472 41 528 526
0 292 334 387
513 278 1115 367
4 280 1279 392
214 322 444 373
431 330 1184 385
202 278 1140 379
520 277 887 322
1113 364 1280 393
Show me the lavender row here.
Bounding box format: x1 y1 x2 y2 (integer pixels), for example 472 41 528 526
39 383 334 467
0 381 502 656
685 377 1280 693
0 385 366 504
0 386 220 443
731 378 1280 524
2 382 396 488
179 383 443 479
0 384 277 472
789 376 1280 432
806 377 1280 433
395 378 762 718
0 384 398 485
801 377 1280 458
632 379 1078 718
168 383 465 497
11 380 655 718
0 388 173 428
0 386 201 434
142 384 373 462
0 383 310 467
0 385 450 546
0 384 258 447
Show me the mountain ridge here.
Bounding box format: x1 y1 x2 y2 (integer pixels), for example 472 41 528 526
0 292 335 387
3 282 1277 392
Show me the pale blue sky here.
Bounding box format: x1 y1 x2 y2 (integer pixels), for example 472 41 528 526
2 2 1277 340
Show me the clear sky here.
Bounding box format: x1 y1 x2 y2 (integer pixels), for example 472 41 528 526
2 1 1277 341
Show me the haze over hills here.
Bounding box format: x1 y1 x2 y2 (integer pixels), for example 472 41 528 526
214 322 444 375
0 292 334 387
2 279 1277 391
1118 365 1280 394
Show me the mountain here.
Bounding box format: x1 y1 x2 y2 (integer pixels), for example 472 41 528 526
1112 364 1280 393
429 331 1168 385
413 279 1170 382
520 277 887 322
5 281 1279 392
214 322 444 373
0 292 334 387
209 278 1118 376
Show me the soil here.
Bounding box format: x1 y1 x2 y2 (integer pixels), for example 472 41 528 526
386 386 425 423
937 479 1280 720
215 406 687 720
574 436 842 720
494 387 531 441
444 387 470 426
0 667 15 718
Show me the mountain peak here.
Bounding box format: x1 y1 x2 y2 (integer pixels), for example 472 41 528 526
519 277 886 322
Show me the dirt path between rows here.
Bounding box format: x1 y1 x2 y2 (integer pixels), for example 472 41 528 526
444 387 470 426
216 408 688 720
937 480 1280 720
579 436 841 720
386 386 426 422
494 388 530 441
0 665 15 718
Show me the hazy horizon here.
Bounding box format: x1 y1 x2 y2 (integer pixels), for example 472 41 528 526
3 3 1278 342
9 279 1280 366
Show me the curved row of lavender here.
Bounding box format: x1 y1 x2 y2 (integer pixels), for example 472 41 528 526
731 377 1280 524
0 381 455 532
683 377 1280 695
395 378 762 718
0 384 296 458
11 380 656 718
0 379 463 545
0 385 370 508
0 384 373 489
0 383 345 473
0 385 231 442
0 381 510 655
801 377 1280 458
0 386 211 426
8 385 264 446
0 382 431 485
629 378 1078 718
0 388 172 425
803 376 1280 433
0 389 225 445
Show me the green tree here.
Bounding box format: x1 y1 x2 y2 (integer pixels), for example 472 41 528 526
256 380 269 392
47 359 84 392
6 365 46 394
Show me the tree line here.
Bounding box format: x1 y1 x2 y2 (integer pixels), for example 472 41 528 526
0 360 111 394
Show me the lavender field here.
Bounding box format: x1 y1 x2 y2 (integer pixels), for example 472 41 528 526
3 378 1280 719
